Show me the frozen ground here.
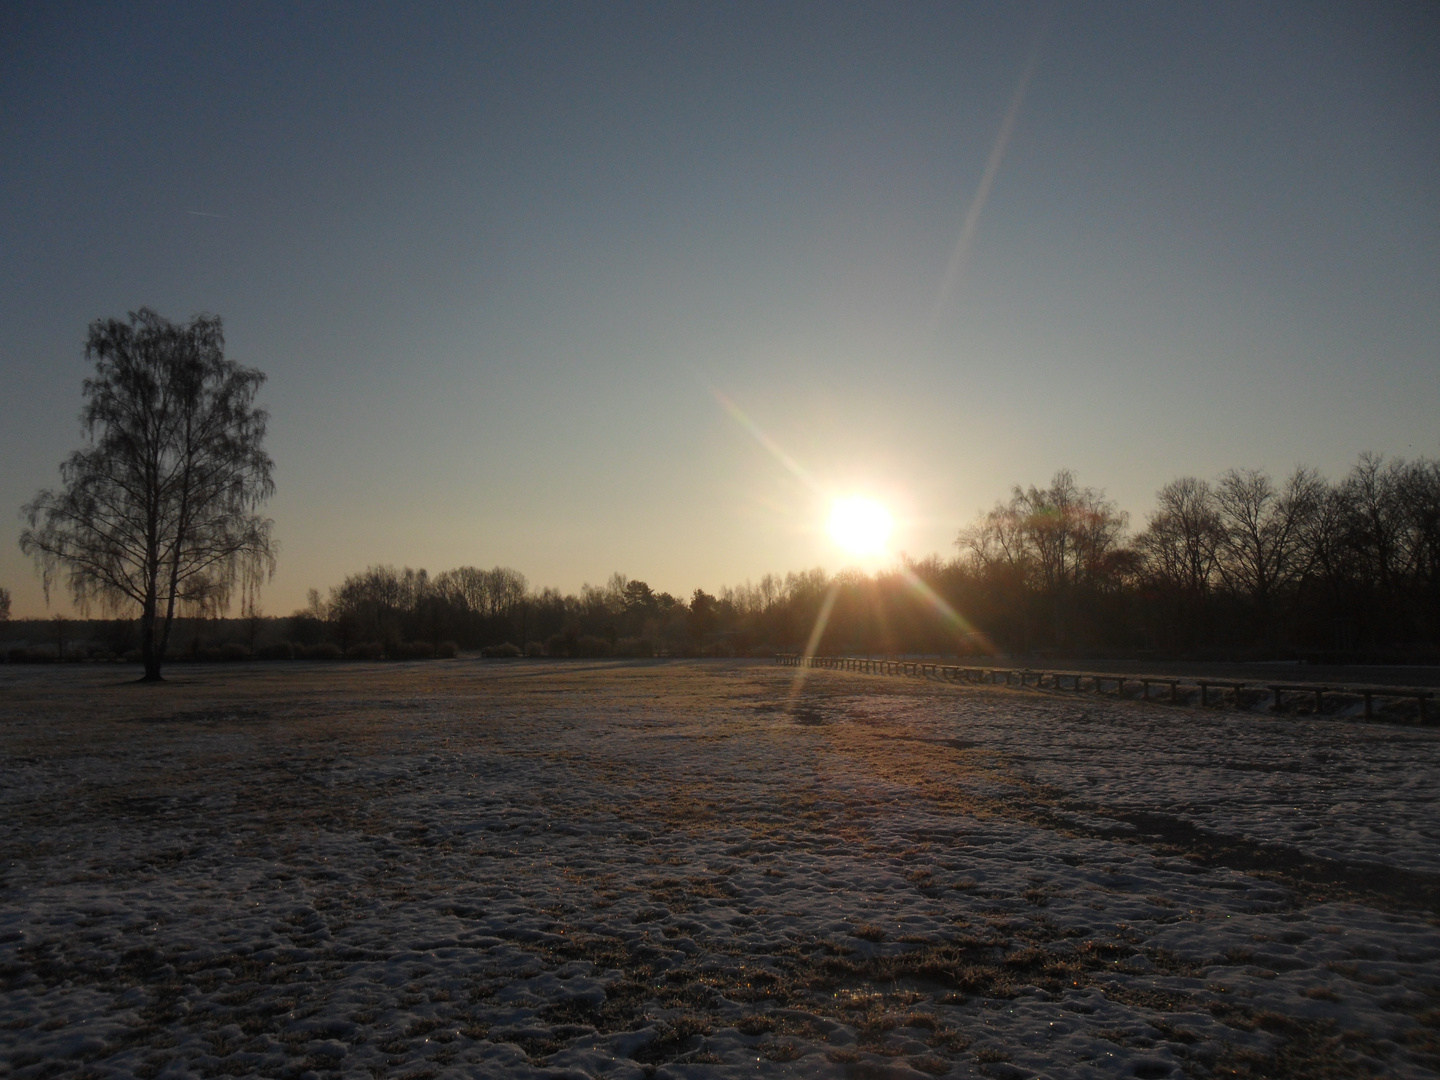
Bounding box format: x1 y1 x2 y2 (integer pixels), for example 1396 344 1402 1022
1 659 1438 1079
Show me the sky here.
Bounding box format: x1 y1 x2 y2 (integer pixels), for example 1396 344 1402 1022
2 1 1438 618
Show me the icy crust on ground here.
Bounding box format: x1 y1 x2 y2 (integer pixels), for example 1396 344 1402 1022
1 661 1438 1079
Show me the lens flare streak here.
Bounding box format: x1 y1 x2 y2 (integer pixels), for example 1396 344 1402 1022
927 8 1052 335
788 582 841 703
711 388 818 491
897 564 996 654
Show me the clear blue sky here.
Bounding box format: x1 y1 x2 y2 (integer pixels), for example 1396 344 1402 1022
3 2 1437 617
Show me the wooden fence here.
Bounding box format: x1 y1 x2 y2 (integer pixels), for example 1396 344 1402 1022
774 654 1434 724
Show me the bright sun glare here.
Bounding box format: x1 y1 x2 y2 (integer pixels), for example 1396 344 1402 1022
827 497 893 557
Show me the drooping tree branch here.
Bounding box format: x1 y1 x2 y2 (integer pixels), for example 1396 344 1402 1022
20 308 276 680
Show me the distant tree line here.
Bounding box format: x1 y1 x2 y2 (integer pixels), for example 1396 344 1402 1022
266 452 1437 663
7 452 1438 664
951 455 1440 659
301 566 698 658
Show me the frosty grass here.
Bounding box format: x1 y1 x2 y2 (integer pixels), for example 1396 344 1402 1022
2 660 1438 1078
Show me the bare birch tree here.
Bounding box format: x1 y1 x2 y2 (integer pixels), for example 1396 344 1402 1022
20 309 276 681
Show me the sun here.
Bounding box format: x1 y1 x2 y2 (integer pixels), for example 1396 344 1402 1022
827 496 893 557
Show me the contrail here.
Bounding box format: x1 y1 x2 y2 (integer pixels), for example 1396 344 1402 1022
185 210 226 218
927 9 1053 335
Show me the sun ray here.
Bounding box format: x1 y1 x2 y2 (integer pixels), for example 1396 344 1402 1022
927 8 1052 335
896 564 997 656
709 387 819 492
788 582 841 705
705 385 986 661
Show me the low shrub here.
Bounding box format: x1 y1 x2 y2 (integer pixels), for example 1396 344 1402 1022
435 640 459 659
390 640 434 660
524 640 545 657
575 635 612 657
301 642 343 660
257 641 295 661
480 642 522 658
345 641 383 660
613 637 654 658
193 643 253 662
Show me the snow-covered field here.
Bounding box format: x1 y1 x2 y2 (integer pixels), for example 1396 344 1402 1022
2 659 1438 1079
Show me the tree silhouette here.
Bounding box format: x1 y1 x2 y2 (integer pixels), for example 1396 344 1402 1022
1212 466 1321 639
21 309 275 681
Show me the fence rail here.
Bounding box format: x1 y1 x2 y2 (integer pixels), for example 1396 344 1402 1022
773 654 1435 724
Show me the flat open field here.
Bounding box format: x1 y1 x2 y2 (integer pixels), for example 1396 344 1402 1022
2 660 1438 1079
